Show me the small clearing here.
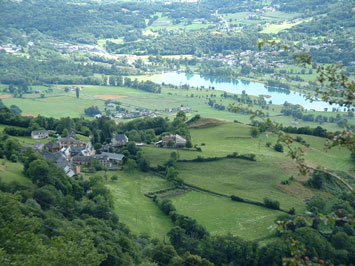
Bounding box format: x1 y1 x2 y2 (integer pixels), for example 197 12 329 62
22 113 38 117
0 94 13 99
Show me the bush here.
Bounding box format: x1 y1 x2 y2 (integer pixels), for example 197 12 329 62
307 171 324 189
185 140 192 148
231 195 245 202
288 207 296 215
10 154 18 162
266 142 272 147
281 180 289 185
273 143 284 152
263 197 280 210
250 127 260 138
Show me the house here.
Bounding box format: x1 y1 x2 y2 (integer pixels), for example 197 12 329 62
101 152 125 165
69 142 95 157
44 141 61 153
43 152 72 172
33 142 45 153
31 130 49 139
58 137 85 149
111 134 129 147
161 134 187 148
72 152 124 169
72 155 92 166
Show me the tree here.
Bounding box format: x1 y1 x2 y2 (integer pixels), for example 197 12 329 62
186 140 193 148
125 159 137 173
75 87 80 98
26 159 51 186
61 128 69 137
274 143 284 152
166 139 175 148
250 127 260 138
9 105 22 114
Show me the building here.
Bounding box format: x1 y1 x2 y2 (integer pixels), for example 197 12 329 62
44 141 61 153
72 152 125 169
31 130 49 139
161 134 187 148
58 137 85 149
33 142 45 153
111 134 129 147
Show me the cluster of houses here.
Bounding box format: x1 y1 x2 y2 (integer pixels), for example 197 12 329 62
113 109 157 119
31 129 188 177
31 131 129 177
165 106 193 113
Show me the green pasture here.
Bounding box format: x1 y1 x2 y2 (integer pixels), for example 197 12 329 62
170 191 283 240
94 171 174 238
294 134 353 174
176 158 305 211
0 159 31 185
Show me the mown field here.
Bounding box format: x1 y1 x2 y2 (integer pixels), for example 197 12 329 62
90 171 174 239
170 191 283 240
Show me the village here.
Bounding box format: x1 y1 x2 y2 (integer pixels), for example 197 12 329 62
30 129 187 177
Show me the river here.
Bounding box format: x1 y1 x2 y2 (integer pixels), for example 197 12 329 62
155 72 342 111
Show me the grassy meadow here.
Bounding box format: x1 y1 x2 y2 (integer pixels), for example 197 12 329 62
88 171 174 239
170 191 282 240
0 159 31 185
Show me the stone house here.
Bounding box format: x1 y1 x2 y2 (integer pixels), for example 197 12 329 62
161 134 187 148
111 134 129 147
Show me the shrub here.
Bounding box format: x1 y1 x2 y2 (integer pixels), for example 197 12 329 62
266 142 272 147
281 180 289 185
231 195 245 202
250 127 260 138
10 154 18 162
273 143 284 152
288 207 296 215
185 140 193 148
263 197 280 210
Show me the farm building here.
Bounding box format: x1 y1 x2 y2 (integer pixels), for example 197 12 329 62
161 134 187 148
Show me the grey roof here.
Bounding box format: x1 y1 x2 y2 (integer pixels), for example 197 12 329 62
43 152 64 162
113 134 128 142
34 142 44 149
32 130 48 135
58 137 82 143
72 155 92 163
44 141 60 149
70 146 83 153
101 152 125 161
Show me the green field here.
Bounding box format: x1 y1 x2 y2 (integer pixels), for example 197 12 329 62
170 191 282 240
0 159 31 185
94 171 174 239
